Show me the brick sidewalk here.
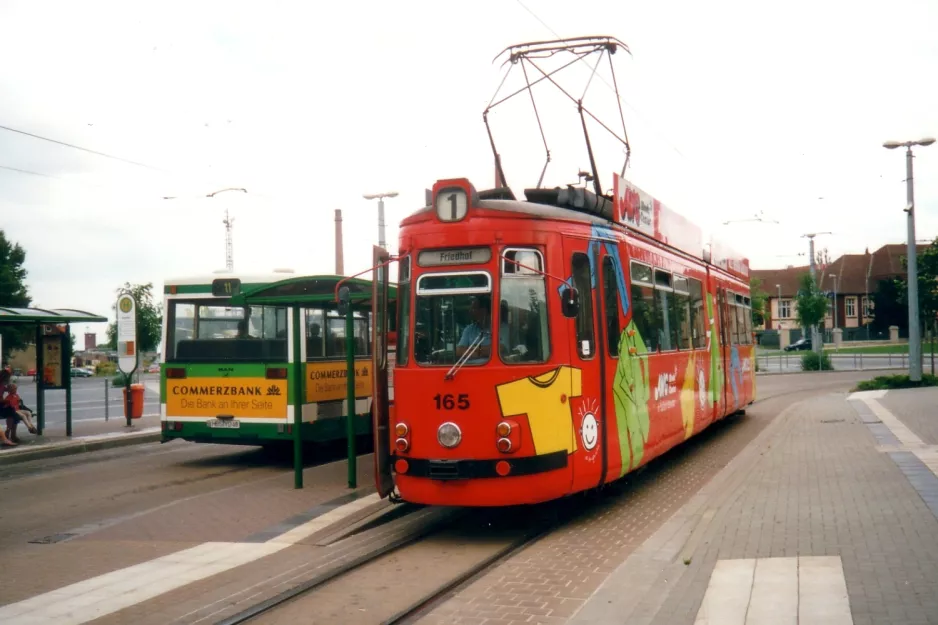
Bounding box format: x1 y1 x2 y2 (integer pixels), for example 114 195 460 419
571 389 938 625
0 414 161 465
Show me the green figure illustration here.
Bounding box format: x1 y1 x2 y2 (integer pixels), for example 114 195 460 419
612 319 651 475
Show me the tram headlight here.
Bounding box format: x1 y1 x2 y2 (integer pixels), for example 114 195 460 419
437 422 462 448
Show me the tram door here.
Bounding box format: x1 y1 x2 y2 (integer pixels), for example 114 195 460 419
717 285 732 418
566 243 607 492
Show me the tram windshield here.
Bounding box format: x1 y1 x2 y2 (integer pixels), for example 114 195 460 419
413 272 493 366
166 300 288 362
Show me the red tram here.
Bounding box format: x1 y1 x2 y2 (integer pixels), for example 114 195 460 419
368 173 756 507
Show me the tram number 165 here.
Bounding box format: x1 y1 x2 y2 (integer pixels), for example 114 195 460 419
433 393 470 410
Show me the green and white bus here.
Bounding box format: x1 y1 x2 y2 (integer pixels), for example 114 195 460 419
159 270 396 447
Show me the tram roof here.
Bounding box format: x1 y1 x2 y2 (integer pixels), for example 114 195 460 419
0 307 108 325
409 175 751 281
229 275 397 307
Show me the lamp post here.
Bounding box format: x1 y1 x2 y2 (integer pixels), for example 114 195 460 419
883 137 936 382
802 232 832 354
829 273 839 331
363 191 399 250
776 284 782 329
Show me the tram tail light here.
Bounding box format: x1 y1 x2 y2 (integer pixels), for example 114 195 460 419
395 423 409 438
165 367 187 379
395 437 409 452
496 419 520 454
266 367 288 379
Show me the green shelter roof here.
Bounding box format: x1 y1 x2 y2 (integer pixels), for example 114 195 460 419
0 307 108 324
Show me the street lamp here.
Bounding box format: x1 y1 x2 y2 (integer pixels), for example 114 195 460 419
363 191 399 250
775 284 782 329
883 137 935 382
829 273 838 331
802 232 833 354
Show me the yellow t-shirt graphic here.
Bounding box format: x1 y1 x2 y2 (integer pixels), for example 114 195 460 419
496 366 582 455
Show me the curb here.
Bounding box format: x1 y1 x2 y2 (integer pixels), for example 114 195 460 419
0 431 162 466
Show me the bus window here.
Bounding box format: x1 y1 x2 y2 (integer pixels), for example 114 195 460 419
324 310 370 358
688 278 706 349
571 253 594 358
397 257 411 366
602 257 620 357
654 269 676 351
306 309 325 359
630 261 658 352
168 301 287 362
500 249 550 364
671 275 692 350
413 271 492 366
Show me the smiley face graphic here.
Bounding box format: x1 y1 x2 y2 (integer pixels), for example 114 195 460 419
581 413 598 451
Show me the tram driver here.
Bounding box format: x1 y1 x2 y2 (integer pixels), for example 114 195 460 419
455 296 510 362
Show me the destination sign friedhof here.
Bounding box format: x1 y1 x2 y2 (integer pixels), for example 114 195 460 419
417 247 492 267
117 294 137 375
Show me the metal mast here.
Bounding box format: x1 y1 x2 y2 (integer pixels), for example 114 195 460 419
223 208 234 271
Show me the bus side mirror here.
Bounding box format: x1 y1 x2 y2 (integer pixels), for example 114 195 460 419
561 287 579 318
337 286 351 316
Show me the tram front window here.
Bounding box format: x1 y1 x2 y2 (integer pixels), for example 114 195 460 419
413 272 493 366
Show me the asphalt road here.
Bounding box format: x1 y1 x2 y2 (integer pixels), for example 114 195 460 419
10 375 161 426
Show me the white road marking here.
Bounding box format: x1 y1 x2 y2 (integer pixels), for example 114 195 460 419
0 491 383 624
694 557 853 625
849 392 938 478
267 492 382 544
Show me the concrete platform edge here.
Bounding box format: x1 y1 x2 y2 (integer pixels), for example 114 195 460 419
0 431 162 466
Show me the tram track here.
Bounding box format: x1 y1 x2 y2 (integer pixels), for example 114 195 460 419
213 504 561 625
207 373 867 625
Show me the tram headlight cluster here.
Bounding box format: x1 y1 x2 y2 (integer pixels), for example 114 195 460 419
496 420 520 454
394 422 410 452
437 422 462 448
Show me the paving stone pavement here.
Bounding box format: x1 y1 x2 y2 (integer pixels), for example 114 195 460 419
416 396 778 625
573 390 938 625
878 386 938 446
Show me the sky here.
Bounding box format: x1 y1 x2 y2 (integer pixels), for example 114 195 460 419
1 0 936 347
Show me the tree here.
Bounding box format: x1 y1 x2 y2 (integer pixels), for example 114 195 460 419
794 272 827 335
897 237 938 333
870 278 906 335
750 277 768 327
0 230 32 360
106 283 162 353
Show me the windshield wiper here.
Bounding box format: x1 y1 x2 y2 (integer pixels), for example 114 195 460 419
445 330 489 380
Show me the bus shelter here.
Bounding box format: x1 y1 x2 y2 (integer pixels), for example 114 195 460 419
0 307 108 436
229 275 395 489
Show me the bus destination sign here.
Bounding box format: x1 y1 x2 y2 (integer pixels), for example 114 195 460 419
417 247 492 267
212 278 242 297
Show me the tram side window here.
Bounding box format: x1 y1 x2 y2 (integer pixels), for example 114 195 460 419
728 299 740 345
630 261 659 352
671 276 692 350
689 278 706 349
571 253 594 358
655 269 678 351
500 249 550 364
602 257 620 357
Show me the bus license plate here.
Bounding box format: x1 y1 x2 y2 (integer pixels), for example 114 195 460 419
208 419 240 429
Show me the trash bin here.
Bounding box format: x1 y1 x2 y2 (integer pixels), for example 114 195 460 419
123 383 145 419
